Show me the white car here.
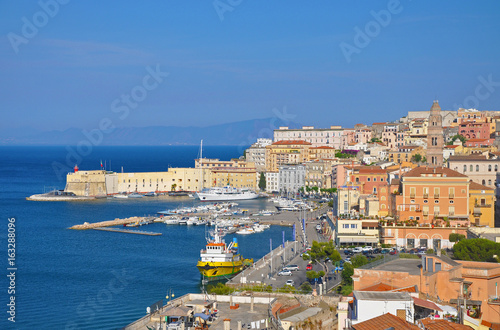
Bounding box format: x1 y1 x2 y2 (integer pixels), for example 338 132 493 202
278 270 292 276
284 264 299 271
352 247 363 253
286 279 295 286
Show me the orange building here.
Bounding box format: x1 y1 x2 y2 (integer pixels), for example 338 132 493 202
265 140 311 172
393 167 470 225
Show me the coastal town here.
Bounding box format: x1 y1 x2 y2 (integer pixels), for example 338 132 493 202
37 101 500 330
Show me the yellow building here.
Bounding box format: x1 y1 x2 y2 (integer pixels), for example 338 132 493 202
265 140 311 172
388 146 424 164
469 181 495 227
308 146 336 161
210 168 257 190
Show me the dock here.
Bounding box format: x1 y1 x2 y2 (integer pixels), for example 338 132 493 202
68 216 157 230
93 227 162 236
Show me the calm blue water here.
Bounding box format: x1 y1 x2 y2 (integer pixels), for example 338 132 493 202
0 146 292 329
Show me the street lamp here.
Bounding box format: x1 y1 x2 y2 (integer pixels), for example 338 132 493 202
166 289 175 306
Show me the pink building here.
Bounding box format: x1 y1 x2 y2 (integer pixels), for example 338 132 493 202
459 121 490 140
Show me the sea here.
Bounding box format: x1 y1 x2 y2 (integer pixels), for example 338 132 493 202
0 146 293 329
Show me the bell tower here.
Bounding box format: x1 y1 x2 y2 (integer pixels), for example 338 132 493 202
426 100 444 167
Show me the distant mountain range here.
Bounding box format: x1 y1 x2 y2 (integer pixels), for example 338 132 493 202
0 118 301 146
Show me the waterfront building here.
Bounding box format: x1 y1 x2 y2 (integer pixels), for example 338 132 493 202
195 158 254 169
210 167 257 190
468 181 495 227
333 217 379 247
245 138 272 172
265 140 311 172
379 223 467 250
273 125 343 148
447 154 500 188
278 164 305 194
393 166 470 225
349 166 389 196
426 101 445 167
264 171 279 193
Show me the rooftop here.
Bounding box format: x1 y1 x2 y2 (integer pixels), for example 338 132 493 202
421 318 473 329
369 258 422 275
271 140 312 146
469 181 493 191
404 166 467 178
352 312 419 330
353 291 412 301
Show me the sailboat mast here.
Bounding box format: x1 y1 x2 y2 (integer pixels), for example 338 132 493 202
200 139 203 191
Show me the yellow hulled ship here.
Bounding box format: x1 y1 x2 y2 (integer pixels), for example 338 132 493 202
197 226 253 281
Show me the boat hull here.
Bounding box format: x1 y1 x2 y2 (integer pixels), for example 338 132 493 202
196 192 259 201
196 259 253 281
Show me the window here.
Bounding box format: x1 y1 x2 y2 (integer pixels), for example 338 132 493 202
463 165 467 172
351 224 357 229
470 165 473 172
343 224 349 229
434 206 440 215
476 165 479 172
449 206 455 216
489 165 492 172
489 179 492 186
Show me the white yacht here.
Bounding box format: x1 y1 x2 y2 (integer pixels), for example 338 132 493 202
196 187 259 201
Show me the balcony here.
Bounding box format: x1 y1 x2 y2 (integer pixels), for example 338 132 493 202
410 194 416 199
449 194 454 199
475 203 492 208
488 296 500 305
433 194 440 198
423 193 429 199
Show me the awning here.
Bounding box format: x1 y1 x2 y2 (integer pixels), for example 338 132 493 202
338 236 378 243
413 297 442 311
194 313 210 321
450 298 482 306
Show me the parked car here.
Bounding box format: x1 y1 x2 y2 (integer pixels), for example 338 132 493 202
278 270 292 276
381 249 390 254
284 264 299 271
373 248 381 254
362 246 373 252
316 224 321 230
352 247 363 253
286 279 295 286
343 250 354 256
389 250 398 255
306 264 313 270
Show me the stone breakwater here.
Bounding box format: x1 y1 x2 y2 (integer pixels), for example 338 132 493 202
69 216 144 230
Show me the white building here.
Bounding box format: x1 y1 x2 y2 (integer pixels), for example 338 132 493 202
264 171 279 193
274 126 344 148
278 164 305 194
245 138 272 172
348 291 414 326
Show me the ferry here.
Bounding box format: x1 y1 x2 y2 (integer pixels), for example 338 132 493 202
195 186 259 201
197 226 253 281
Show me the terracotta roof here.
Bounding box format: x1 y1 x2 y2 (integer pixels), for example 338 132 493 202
393 285 418 293
413 297 442 311
481 320 500 330
359 283 395 291
466 138 488 142
352 313 419 330
404 166 467 178
272 140 312 145
421 318 473 329
310 146 335 149
372 122 387 125
444 145 459 149
469 181 493 191
448 155 488 161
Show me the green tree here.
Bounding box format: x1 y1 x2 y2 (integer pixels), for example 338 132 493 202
370 137 382 143
328 200 334 207
447 134 467 146
299 282 312 294
258 172 266 191
341 284 353 296
171 183 177 191
411 153 422 163
341 263 354 285
453 238 500 262
351 254 369 268
449 233 466 242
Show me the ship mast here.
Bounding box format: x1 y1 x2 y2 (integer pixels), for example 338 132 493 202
200 139 203 192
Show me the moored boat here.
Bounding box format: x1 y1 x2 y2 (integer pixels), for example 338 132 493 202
195 186 259 201
197 225 253 281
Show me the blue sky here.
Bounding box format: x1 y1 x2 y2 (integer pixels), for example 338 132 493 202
1 1 499 132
